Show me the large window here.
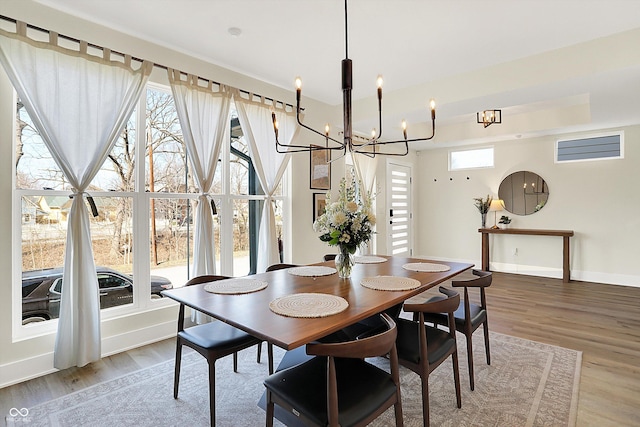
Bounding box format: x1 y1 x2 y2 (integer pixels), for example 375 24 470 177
14 82 286 331
16 100 140 325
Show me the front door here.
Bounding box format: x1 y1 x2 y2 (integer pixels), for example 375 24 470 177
386 162 413 256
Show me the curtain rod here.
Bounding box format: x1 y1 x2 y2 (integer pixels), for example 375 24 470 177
0 14 295 110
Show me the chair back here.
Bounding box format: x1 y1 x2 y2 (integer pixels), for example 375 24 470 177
323 254 337 261
265 263 299 272
404 286 460 343
307 313 397 359
178 275 231 331
404 286 460 317
185 275 231 287
452 269 492 313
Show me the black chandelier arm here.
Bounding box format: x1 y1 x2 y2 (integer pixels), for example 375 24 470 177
374 117 436 145
295 109 344 146
275 134 346 153
352 140 409 157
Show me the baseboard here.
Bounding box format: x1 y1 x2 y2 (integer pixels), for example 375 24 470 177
417 255 640 288
490 261 563 279
0 320 176 388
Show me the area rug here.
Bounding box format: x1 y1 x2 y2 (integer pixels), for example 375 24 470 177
8 332 581 427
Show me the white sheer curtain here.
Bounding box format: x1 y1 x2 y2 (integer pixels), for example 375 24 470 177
352 153 379 255
233 91 298 272
0 25 152 369
168 70 231 277
352 153 378 197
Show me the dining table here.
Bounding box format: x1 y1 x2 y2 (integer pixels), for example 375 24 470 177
162 255 473 426
162 255 474 351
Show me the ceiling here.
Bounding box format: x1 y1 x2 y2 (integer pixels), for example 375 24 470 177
25 0 640 149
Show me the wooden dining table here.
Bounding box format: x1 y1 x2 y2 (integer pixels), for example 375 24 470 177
162 255 474 350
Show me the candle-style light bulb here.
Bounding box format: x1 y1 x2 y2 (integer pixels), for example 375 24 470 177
402 119 408 140
429 99 436 121
376 75 383 89
324 123 330 136
371 128 376 139
294 77 303 112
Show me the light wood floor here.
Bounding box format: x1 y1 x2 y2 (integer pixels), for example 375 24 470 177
2 272 640 426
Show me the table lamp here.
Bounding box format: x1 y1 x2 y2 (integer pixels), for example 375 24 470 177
489 199 505 229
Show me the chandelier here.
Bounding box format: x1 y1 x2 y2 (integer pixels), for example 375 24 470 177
477 109 501 128
273 0 436 157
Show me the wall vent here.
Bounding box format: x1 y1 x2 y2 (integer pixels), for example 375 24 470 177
556 133 623 163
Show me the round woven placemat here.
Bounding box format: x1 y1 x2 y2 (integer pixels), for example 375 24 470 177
287 266 337 277
269 293 349 318
402 262 451 273
360 275 422 291
203 278 268 295
354 255 388 264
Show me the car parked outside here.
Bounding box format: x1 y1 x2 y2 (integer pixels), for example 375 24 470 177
22 266 173 324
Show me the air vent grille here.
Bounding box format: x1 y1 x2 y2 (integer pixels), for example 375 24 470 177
556 133 622 162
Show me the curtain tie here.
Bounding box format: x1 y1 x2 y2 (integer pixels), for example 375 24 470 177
199 192 217 215
69 191 99 217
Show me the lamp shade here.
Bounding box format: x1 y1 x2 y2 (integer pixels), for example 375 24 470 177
489 199 505 212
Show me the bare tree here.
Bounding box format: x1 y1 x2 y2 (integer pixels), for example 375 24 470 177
145 89 196 265
16 100 26 168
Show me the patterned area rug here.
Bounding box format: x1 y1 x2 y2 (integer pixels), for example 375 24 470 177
8 332 581 427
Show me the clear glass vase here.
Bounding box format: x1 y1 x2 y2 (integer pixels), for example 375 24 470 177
335 246 354 279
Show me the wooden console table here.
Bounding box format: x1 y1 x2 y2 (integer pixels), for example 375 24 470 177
479 228 575 283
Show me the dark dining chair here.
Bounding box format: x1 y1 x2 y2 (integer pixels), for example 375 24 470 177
424 269 492 390
173 275 273 427
323 254 337 261
396 286 462 427
264 313 403 427
265 263 299 271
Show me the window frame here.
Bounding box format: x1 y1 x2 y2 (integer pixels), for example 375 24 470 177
12 81 289 340
448 146 495 171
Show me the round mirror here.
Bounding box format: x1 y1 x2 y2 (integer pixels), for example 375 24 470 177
498 171 549 215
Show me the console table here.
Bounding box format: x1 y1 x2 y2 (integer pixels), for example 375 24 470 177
479 228 575 282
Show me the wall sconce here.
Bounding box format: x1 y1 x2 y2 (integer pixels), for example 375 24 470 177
477 109 502 128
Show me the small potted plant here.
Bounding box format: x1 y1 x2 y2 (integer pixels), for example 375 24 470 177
499 215 512 229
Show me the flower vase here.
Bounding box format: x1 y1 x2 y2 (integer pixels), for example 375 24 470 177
481 213 487 228
335 246 354 279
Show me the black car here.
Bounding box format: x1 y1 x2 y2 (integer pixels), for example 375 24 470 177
22 267 173 324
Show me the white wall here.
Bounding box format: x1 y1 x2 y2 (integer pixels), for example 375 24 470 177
415 127 640 286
